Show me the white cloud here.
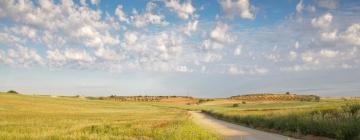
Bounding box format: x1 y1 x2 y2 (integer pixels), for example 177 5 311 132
1 45 43 67
340 23 360 46
311 13 333 29
176 65 191 72
41 31 66 48
115 5 128 22
0 0 358 75
47 49 67 66
182 20 198 36
321 30 337 41
0 0 120 49
320 49 338 58
265 53 280 62
219 0 255 20
124 31 138 44
228 65 244 75
64 48 94 63
131 2 168 28
210 23 233 43
294 41 300 49
202 39 224 50
0 32 22 45
289 51 297 60
202 52 222 63
80 0 87 6
95 47 120 61
234 46 242 56
301 52 318 64
253 67 268 75
90 0 100 5
228 65 268 75
296 0 304 14
8 25 37 42
163 0 195 20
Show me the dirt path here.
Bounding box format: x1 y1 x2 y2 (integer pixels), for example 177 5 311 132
190 111 299 140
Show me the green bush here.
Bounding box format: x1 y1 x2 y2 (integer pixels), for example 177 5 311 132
202 106 360 140
7 90 18 94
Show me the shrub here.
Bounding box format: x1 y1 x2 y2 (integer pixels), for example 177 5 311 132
344 103 360 116
198 99 207 104
242 101 246 104
7 90 18 94
203 107 360 139
232 104 239 107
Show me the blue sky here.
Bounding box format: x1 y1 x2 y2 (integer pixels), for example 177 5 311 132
0 0 360 97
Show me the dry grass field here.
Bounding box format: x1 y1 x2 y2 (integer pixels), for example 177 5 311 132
1 92 359 140
0 93 220 140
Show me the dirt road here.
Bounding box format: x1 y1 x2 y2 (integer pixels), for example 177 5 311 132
190 111 299 140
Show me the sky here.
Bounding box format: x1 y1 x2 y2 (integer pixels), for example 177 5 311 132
0 0 360 97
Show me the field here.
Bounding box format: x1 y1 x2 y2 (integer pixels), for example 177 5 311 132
198 101 360 139
152 97 360 139
0 93 220 140
1 92 359 140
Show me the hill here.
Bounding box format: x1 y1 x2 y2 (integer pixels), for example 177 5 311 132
230 93 320 102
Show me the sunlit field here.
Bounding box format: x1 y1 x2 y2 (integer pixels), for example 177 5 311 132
151 98 360 139
199 101 360 139
1 92 359 140
0 93 220 140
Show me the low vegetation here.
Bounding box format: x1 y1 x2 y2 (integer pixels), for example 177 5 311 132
6 90 19 94
202 103 360 140
0 93 220 140
1 92 358 140
103 95 195 102
230 93 320 102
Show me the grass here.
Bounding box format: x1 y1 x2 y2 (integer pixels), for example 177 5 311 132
1 92 359 140
199 101 360 140
0 93 221 140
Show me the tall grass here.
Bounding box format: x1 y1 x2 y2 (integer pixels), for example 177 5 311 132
0 93 221 140
202 103 360 139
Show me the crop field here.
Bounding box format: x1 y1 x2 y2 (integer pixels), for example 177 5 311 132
1 92 359 140
0 93 220 140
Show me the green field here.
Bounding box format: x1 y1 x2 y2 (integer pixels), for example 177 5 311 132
0 93 220 140
198 101 360 139
1 92 359 140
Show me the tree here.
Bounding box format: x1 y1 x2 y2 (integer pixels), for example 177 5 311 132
7 90 18 94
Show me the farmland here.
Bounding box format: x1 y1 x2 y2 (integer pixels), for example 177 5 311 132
0 93 219 140
153 95 360 139
1 92 359 140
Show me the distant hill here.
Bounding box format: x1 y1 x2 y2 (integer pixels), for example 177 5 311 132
102 95 198 104
230 93 320 102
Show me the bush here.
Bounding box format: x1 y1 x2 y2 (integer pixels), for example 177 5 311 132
344 103 360 116
7 90 18 94
203 107 360 140
232 104 239 107
242 101 246 104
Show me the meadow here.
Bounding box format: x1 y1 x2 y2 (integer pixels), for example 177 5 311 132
1 92 359 140
0 93 220 140
199 101 360 140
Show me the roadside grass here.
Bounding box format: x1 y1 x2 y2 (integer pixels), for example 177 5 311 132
2 92 358 140
199 101 360 140
0 93 221 140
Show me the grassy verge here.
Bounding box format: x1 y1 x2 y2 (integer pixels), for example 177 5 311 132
0 93 221 140
201 103 360 140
